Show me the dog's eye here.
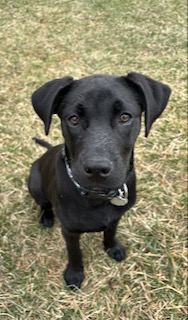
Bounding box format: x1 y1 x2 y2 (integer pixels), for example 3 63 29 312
68 115 80 126
119 113 131 123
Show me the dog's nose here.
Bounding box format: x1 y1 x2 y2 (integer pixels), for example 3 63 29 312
83 159 112 179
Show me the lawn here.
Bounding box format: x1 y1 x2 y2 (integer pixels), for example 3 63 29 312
0 0 187 319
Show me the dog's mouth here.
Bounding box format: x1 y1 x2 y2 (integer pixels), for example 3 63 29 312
62 146 128 205
80 186 118 199
86 186 113 193
77 183 129 206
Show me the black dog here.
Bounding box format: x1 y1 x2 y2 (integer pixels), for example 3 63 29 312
28 73 171 288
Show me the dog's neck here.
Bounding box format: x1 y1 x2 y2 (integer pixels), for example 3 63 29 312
61 146 129 206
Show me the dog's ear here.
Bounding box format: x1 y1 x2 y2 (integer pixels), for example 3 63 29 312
124 72 171 137
31 76 74 135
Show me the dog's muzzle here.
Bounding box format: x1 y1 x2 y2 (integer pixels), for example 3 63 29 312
61 147 128 206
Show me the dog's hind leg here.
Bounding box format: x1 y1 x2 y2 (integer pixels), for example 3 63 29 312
39 206 54 228
28 161 54 228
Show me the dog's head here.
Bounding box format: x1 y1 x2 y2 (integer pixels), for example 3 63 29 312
31 73 171 190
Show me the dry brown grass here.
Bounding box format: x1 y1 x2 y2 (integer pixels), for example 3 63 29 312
0 0 187 319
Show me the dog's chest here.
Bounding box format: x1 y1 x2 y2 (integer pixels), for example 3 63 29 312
57 198 125 233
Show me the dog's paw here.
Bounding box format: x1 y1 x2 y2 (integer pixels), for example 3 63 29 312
64 266 84 290
106 243 126 262
40 209 54 228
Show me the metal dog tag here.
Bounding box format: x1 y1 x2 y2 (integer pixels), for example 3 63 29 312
110 184 128 206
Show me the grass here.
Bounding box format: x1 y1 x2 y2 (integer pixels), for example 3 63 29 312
0 0 187 319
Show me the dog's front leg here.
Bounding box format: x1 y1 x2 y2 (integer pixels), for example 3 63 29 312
104 220 126 262
62 231 84 289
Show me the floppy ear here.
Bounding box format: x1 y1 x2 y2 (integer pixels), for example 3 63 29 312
125 72 171 137
31 76 74 135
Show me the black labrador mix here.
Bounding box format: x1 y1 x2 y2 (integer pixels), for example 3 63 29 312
28 72 171 289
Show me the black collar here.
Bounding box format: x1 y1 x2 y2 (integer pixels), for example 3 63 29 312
61 147 128 206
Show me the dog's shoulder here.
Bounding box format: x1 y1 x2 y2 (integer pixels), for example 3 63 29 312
39 144 64 163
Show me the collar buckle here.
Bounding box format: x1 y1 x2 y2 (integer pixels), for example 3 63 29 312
110 184 128 206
